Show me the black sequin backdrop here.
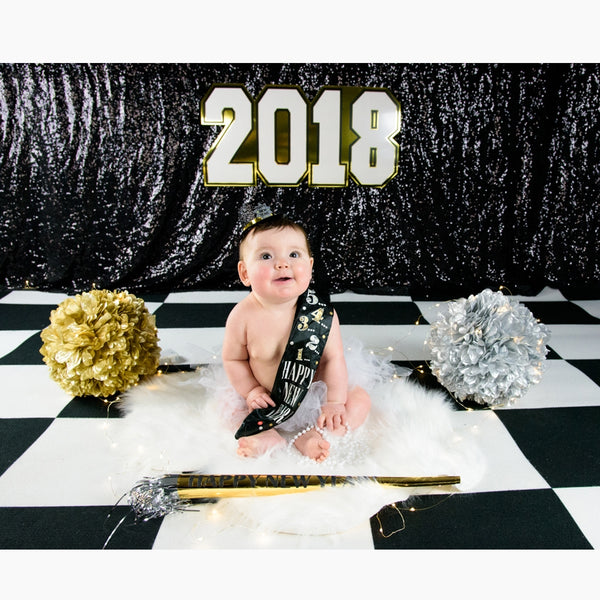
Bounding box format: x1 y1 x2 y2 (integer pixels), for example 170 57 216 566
1 63 599 298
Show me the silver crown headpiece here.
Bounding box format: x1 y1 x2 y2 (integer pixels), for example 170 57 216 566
240 203 274 232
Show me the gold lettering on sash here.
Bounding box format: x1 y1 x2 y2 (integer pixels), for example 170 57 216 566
310 307 324 322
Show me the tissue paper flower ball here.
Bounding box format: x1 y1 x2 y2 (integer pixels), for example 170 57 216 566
40 289 161 397
426 289 551 406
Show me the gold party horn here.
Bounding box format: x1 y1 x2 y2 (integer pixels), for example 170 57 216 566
171 473 461 499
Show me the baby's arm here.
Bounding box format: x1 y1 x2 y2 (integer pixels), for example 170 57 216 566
222 305 275 410
316 311 349 430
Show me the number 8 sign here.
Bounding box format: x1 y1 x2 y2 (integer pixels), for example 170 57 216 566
201 84 401 187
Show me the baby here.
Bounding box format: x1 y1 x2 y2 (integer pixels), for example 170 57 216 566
222 210 371 462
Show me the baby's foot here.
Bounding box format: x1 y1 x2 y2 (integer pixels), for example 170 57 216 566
237 429 284 457
327 423 350 437
294 428 330 462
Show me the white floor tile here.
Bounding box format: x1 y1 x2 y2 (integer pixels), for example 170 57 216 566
554 487 600 549
450 410 550 494
512 286 567 302
0 291 71 304
546 325 600 359
0 365 72 417
0 419 142 507
507 360 600 409
342 324 430 361
157 328 225 363
152 505 375 549
572 300 600 320
414 286 567 304
415 287 569 327
331 292 412 302
164 291 415 304
145 302 164 314
163 291 248 303
413 300 452 325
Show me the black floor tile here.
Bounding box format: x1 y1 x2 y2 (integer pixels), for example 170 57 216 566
521 301 600 324
391 360 421 374
0 304 58 330
153 303 234 328
371 490 593 549
0 333 45 365
136 292 169 303
0 505 163 549
0 418 54 476
57 395 123 418
335 302 428 325
155 301 429 326
156 364 196 373
404 362 451 393
567 360 600 387
560 287 600 301
403 362 491 410
495 407 600 487
545 346 562 359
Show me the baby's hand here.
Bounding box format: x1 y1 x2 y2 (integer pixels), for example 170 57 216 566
246 386 275 411
317 402 346 431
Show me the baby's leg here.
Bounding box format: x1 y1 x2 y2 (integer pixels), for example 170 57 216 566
330 385 371 436
237 429 285 457
293 429 330 462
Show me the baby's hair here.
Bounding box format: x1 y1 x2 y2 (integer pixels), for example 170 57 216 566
239 214 312 259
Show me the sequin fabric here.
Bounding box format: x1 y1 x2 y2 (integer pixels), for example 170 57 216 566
1 64 598 296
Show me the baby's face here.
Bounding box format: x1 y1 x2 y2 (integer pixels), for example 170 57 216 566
238 226 314 304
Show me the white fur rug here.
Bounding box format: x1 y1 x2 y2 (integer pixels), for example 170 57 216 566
110 363 485 536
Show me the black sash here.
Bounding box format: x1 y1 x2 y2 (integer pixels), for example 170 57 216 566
234 288 334 439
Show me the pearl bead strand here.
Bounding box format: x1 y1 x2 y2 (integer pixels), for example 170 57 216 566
288 425 327 448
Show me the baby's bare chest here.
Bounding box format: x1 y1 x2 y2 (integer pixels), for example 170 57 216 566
245 312 294 363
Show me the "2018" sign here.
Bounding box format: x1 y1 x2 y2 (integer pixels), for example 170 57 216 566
201 85 401 187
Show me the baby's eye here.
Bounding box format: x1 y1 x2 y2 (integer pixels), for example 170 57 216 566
289 251 299 258
260 253 272 260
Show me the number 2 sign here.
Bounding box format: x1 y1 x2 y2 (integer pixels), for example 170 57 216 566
200 84 401 187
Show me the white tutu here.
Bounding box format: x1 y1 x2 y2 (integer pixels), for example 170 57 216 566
214 337 401 440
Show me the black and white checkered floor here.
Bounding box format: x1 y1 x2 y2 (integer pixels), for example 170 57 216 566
1 286 599 551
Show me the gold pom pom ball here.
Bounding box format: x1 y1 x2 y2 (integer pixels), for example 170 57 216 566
40 289 161 397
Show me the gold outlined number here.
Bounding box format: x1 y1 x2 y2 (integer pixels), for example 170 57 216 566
350 91 400 186
201 85 255 186
297 308 325 331
297 316 309 331
310 308 324 323
201 85 401 187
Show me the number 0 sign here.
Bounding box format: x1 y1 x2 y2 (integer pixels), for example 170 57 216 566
200 85 401 187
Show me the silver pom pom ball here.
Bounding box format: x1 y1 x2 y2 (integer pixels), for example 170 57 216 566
426 289 551 406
